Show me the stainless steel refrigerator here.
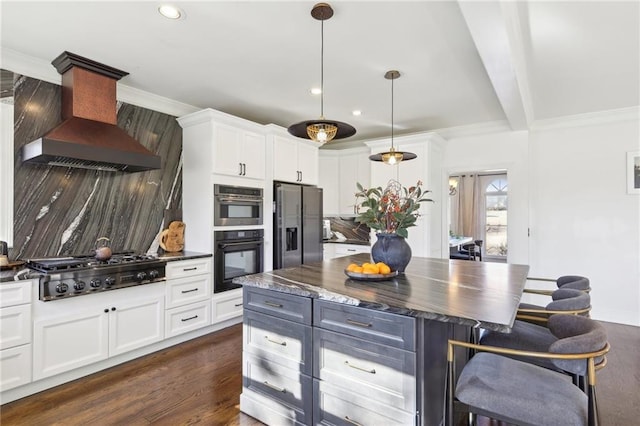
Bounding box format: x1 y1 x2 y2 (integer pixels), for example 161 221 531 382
274 182 323 269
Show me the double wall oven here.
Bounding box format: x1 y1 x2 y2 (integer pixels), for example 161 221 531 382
213 184 265 293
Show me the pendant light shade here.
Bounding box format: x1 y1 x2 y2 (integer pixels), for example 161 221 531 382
369 70 417 164
287 3 356 144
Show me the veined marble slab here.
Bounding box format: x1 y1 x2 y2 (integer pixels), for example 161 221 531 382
234 254 530 332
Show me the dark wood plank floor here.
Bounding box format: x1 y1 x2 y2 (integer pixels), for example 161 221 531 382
1 321 638 425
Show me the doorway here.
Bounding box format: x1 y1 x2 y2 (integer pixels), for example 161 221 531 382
449 171 508 262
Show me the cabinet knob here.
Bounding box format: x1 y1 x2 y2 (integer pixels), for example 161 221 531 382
111 307 116 311
104 308 109 313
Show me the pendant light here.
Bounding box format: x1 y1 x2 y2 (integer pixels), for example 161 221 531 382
369 70 417 164
287 3 356 144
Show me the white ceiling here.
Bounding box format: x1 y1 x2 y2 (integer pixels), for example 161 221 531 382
1 1 638 148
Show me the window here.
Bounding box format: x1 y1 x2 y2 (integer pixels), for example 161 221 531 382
485 178 507 258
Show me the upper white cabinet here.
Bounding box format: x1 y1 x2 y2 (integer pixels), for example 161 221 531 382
179 109 266 181
270 130 319 185
319 154 339 214
213 123 265 179
319 148 370 216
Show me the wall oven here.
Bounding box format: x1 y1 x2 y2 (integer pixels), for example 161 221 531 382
214 229 263 293
214 184 263 226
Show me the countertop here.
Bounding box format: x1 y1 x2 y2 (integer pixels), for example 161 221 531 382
0 251 212 283
322 238 370 246
234 253 530 332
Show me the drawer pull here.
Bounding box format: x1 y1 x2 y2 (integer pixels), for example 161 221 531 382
181 315 198 322
344 416 364 426
181 288 198 294
234 303 243 307
183 267 198 271
344 360 376 374
347 249 356 252
264 335 287 346
263 300 283 308
262 381 286 393
346 318 372 328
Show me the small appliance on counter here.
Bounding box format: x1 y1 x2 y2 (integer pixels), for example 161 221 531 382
323 220 332 240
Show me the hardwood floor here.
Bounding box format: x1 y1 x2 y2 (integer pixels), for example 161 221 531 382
1 321 638 425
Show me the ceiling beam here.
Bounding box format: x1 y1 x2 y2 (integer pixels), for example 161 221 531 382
458 1 533 130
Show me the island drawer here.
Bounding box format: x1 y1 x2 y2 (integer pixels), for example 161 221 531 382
313 379 415 426
243 352 312 417
244 286 312 325
313 328 416 413
313 300 416 351
244 309 313 375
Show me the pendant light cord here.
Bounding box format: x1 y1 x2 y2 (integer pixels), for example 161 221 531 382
391 74 394 149
320 18 324 118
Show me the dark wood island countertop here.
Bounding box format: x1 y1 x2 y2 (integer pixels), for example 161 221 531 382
234 253 530 332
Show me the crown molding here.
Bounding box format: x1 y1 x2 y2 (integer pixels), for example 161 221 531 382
1 47 199 118
531 106 640 131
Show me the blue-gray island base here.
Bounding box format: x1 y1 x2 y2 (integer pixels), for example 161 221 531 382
236 254 529 425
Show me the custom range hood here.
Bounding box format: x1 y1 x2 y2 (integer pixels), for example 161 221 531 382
21 51 161 172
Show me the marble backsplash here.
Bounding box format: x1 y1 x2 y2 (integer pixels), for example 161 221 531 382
326 217 370 242
5 70 183 259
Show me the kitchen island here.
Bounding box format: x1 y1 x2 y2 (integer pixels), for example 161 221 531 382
235 254 529 426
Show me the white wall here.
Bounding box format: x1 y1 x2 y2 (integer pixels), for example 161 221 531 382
529 118 640 326
440 116 640 326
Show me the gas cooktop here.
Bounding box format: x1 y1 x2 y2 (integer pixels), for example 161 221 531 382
29 252 167 301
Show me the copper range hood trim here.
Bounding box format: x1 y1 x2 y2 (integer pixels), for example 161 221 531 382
21 51 161 172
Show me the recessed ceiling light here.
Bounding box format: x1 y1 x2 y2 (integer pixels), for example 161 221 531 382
310 87 322 95
158 5 183 20
352 110 362 116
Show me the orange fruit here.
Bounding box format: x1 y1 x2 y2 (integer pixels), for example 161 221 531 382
347 263 359 272
352 266 364 273
362 264 379 274
377 263 391 274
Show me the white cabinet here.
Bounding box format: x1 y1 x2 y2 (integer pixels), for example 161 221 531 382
323 243 371 260
178 109 266 181
319 155 339 214
338 149 370 215
319 148 370 216
212 288 243 324
272 134 319 185
0 279 33 391
213 123 265 179
33 286 165 380
165 258 213 336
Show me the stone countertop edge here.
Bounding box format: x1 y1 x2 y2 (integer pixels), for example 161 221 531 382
0 251 213 283
322 239 370 246
234 273 507 332
157 251 212 261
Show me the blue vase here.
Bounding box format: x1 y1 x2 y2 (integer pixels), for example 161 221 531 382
371 233 412 273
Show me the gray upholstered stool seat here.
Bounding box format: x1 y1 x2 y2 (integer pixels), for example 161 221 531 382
446 315 609 426
456 353 586 426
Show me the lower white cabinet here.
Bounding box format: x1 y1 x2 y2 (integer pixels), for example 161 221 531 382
165 300 211 338
212 288 243 324
324 243 371 260
165 258 215 336
1 344 32 391
0 279 34 391
33 293 164 380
